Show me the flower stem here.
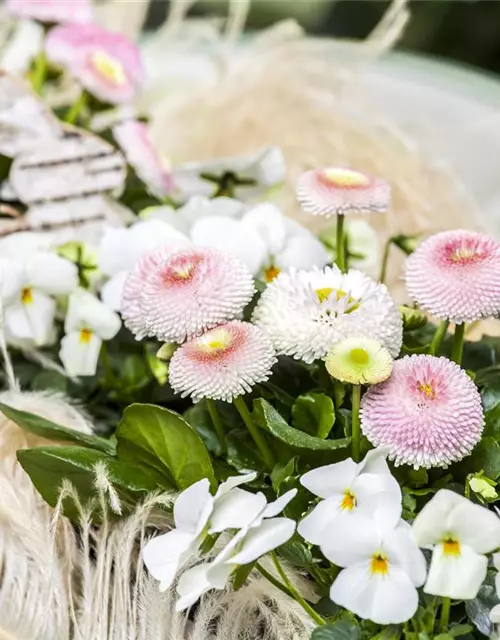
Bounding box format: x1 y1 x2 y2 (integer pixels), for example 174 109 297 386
233 396 275 470
430 319 449 356
451 323 465 365
351 384 361 462
336 213 346 273
379 238 391 284
64 91 88 125
255 562 294 599
31 51 47 95
440 597 451 631
270 553 325 626
207 398 226 454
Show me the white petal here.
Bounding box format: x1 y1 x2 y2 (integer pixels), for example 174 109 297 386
174 478 213 535
321 513 381 567
26 253 78 296
275 233 329 272
101 271 128 312
0 259 25 304
494 552 500 572
263 489 297 519
424 542 487 600
208 489 267 534
330 563 419 625
143 529 195 592
496 571 500 597
357 448 393 476
353 475 402 529
411 489 462 548
491 604 500 623
230 517 296 565
298 497 339 545
300 459 358 499
207 197 244 219
64 289 121 338
241 204 286 256
175 563 211 611
98 227 132 276
215 472 258 498
59 331 102 377
448 500 500 554
5 292 55 345
130 220 190 260
383 522 427 588
190 216 267 276
142 205 186 233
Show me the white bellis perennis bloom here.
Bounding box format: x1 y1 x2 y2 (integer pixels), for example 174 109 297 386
298 449 401 546
59 289 121 376
412 489 500 600
252 266 402 363
122 247 255 342
326 516 426 625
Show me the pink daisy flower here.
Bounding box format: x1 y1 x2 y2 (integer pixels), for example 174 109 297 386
169 321 276 402
405 230 500 323
45 23 144 104
121 247 255 343
296 167 390 218
6 0 92 23
113 120 174 198
360 355 484 469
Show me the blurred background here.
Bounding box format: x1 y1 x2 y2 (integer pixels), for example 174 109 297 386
144 0 500 75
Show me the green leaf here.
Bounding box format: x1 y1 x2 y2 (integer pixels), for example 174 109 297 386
449 624 473 637
462 437 500 480
433 635 452 640
232 562 256 590
254 399 350 452
271 457 297 492
0 402 115 454
226 429 265 472
116 403 216 490
17 446 166 522
278 536 312 568
292 393 335 438
484 404 500 439
184 402 223 456
31 370 68 394
311 621 361 640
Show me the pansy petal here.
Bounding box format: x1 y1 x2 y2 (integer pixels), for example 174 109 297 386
65 289 121 339
490 604 500 623
208 489 267 534
424 542 487 600
353 477 402 528
384 522 427 587
230 517 295 565
101 271 128 311
59 331 102 377
0 259 25 304
173 478 213 534
175 563 211 611
411 489 462 548
215 472 258 498
5 291 55 345
98 227 132 276
320 513 380 567
448 500 500 554
275 233 329 272
143 529 195 592
241 204 286 256
262 489 297 519
27 253 78 295
300 459 358 499
297 497 339 545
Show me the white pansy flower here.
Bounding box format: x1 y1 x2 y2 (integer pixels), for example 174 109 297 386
59 289 121 377
171 147 285 202
98 219 190 311
298 449 401 546
412 489 500 600
491 553 500 623
326 515 426 625
143 472 268 592
175 489 297 611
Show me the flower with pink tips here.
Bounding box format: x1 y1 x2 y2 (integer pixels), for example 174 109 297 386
169 321 276 402
45 23 144 104
6 0 93 23
121 247 255 343
360 355 484 469
113 120 174 198
405 230 500 323
296 167 390 218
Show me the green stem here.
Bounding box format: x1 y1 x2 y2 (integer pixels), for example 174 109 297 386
351 385 361 462
451 323 465 365
64 91 88 125
271 553 325 626
336 214 346 273
233 396 275 470
379 238 391 284
255 562 294 599
430 319 449 356
31 51 47 95
207 399 226 454
440 597 451 631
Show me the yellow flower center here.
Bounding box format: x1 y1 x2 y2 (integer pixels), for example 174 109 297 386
418 382 437 400
264 265 281 283
316 287 334 303
340 490 356 511
322 168 370 188
79 328 93 344
315 288 360 313
21 287 33 305
197 329 232 354
91 50 127 85
370 553 389 575
349 348 370 366
442 537 461 557
450 245 482 264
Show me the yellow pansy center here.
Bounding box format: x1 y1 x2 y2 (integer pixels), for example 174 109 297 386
370 553 389 575
340 490 356 511
349 347 370 366
21 287 33 305
442 537 461 557
322 168 370 188
264 265 281 283
79 328 93 344
91 50 127 85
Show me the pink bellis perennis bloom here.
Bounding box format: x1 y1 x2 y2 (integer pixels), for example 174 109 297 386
296 167 390 217
168 321 277 402
121 247 255 342
361 355 484 469
405 230 500 323
6 0 93 23
113 120 174 199
45 23 144 104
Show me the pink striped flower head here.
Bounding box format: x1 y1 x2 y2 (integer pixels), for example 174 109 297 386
122 247 255 343
169 321 276 402
296 167 390 218
6 0 92 23
46 23 144 104
405 230 500 323
361 355 484 469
